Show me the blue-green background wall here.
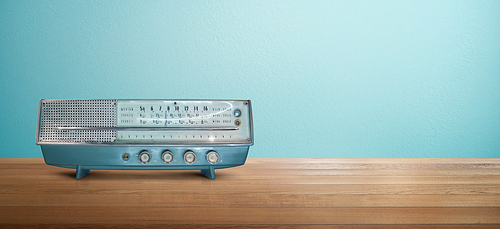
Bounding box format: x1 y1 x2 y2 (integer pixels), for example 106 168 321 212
1 0 499 158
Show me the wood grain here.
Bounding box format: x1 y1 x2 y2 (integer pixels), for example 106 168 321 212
0 158 499 228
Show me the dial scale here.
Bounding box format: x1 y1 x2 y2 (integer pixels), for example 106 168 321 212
36 99 253 179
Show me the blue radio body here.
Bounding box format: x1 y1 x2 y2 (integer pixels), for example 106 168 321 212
36 99 253 179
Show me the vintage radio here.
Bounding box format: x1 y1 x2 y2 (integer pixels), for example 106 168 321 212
36 99 253 179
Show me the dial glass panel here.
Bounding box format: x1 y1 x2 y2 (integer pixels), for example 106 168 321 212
115 100 251 144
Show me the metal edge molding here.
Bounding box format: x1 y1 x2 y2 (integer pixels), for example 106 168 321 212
36 99 254 146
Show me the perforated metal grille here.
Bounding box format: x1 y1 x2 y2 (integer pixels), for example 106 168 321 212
39 100 117 143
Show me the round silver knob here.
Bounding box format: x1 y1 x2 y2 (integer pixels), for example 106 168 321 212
206 151 219 164
162 150 174 164
139 150 151 164
184 151 196 164
233 109 242 117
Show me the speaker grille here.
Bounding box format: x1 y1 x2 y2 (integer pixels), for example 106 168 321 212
39 100 117 143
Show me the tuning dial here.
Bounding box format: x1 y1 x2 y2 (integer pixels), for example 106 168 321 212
184 151 196 164
206 151 219 164
139 150 151 164
162 150 174 164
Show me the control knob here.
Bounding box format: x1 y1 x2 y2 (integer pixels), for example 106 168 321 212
162 150 174 164
206 151 219 164
139 151 151 164
184 151 196 164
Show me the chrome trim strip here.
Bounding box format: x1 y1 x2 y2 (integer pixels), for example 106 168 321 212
247 100 254 146
38 142 253 146
35 99 43 145
54 127 239 131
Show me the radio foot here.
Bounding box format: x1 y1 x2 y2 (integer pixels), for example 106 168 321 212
76 166 91 179
200 166 215 179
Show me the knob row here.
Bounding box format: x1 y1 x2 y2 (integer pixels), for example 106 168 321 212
137 150 219 165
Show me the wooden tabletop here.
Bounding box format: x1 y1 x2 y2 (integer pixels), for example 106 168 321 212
1 158 499 228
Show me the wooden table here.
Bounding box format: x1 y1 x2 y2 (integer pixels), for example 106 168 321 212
0 158 499 228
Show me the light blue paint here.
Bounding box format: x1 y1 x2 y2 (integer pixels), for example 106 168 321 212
1 0 499 158
40 145 250 179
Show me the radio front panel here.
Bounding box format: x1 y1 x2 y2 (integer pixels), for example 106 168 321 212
36 99 253 179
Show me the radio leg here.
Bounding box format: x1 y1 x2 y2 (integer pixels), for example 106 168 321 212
200 166 215 179
75 166 91 179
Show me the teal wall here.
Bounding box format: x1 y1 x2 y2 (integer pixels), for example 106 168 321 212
1 0 499 158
